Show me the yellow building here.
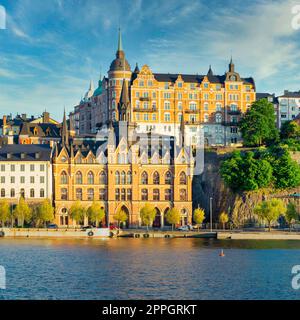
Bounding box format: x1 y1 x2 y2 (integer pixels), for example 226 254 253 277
53 119 194 228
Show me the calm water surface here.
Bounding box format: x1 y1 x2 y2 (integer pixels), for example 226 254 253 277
0 238 300 300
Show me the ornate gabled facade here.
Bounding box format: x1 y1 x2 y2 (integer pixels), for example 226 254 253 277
52 127 194 228
72 30 256 147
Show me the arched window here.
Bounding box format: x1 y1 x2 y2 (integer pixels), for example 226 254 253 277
61 188 67 200
99 189 106 201
141 189 148 201
127 171 132 184
121 171 126 185
30 189 35 198
75 171 83 184
40 189 45 198
1 188 5 198
180 189 187 201
76 188 82 200
180 172 187 185
10 189 15 198
153 189 160 201
99 171 106 184
165 171 172 185
121 188 126 201
141 172 148 185
153 172 160 185
60 171 68 184
87 188 94 201
127 189 132 201
115 188 120 201
20 189 25 198
165 189 172 201
215 113 222 123
87 171 94 185
115 171 120 184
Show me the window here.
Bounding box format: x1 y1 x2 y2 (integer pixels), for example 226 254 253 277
165 171 172 184
87 189 94 201
121 189 126 201
204 114 209 123
40 176 45 184
121 171 126 185
141 189 148 201
0 176 5 183
40 165 45 171
20 177 25 184
153 172 160 185
216 113 222 123
76 188 82 200
30 189 35 198
152 114 157 121
99 189 106 201
178 93 183 100
1 189 5 197
127 189 132 201
10 177 15 184
115 171 120 184
30 164 35 171
178 102 182 110
164 113 171 122
204 102 209 111
60 171 68 184
153 189 160 201
190 102 197 111
203 83 209 89
11 165 15 172
87 171 94 184
230 104 238 111
165 189 172 201
216 103 222 112
115 189 120 201
30 176 35 184
180 172 187 185
0 165 5 172
21 165 25 172
127 171 132 184
10 189 15 198
76 171 83 184
204 93 209 100
61 188 67 200
99 171 106 184
190 83 195 90
177 82 183 88
141 172 148 185
180 189 187 201
144 114 149 121
164 101 171 110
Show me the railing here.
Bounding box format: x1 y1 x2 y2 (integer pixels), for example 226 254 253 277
139 97 151 102
133 107 157 112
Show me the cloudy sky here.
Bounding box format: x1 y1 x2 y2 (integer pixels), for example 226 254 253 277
0 0 300 121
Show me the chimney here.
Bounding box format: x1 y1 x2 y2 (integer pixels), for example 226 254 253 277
3 115 6 126
43 112 50 123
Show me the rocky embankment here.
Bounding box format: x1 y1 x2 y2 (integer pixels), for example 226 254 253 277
193 148 300 224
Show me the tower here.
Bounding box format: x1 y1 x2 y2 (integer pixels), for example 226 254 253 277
62 109 69 147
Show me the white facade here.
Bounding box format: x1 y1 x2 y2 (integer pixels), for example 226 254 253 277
278 92 300 128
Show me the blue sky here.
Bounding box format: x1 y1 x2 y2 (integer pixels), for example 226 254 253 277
0 0 300 121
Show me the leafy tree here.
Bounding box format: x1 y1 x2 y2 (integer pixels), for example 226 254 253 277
140 204 156 231
165 208 180 231
271 148 300 189
193 208 205 231
219 212 229 230
281 121 300 139
69 201 86 226
239 99 279 147
286 202 298 231
87 202 105 227
114 209 128 229
32 200 55 227
254 199 286 231
13 197 32 227
0 200 10 227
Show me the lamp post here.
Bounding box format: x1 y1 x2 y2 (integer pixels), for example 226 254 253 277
210 197 213 232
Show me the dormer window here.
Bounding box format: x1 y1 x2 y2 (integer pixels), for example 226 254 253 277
7 153 11 159
21 153 25 159
203 83 209 89
35 153 40 159
178 82 183 88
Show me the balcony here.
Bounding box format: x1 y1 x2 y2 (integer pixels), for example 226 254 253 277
223 121 239 126
228 110 241 115
139 97 151 102
133 107 157 112
185 109 200 114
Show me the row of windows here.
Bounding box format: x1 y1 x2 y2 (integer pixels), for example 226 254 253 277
0 164 45 172
0 188 45 198
0 176 45 184
61 171 107 185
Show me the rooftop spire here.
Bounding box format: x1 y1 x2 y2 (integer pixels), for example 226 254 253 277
62 108 69 147
229 56 235 72
118 27 123 52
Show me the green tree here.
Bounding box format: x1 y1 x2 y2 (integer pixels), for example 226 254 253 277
286 202 298 231
13 197 32 227
254 199 286 232
193 208 205 231
36 199 54 227
87 202 105 227
165 208 180 231
140 204 157 231
0 200 10 227
114 209 128 229
239 99 279 147
69 201 86 226
219 212 229 230
281 121 300 140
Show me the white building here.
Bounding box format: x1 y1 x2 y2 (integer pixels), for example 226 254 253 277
277 90 300 128
0 145 53 203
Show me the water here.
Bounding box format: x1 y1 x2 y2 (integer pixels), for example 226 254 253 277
0 238 300 300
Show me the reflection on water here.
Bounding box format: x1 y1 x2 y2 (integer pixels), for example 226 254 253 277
0 238 300 300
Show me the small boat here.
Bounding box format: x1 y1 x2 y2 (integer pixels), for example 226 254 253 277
219 249 225 257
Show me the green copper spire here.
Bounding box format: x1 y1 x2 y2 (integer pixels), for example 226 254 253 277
118 27 123 51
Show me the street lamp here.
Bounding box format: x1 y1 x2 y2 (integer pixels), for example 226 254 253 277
210 197 213 232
